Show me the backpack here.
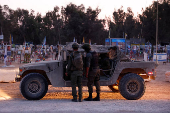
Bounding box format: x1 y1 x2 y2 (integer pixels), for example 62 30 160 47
72 51 83 70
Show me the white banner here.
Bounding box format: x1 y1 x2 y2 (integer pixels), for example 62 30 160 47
25 50 29 53
0 35 3 39
144 52 147 61
153 53 167 62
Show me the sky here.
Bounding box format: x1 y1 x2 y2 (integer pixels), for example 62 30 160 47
0 0 156 19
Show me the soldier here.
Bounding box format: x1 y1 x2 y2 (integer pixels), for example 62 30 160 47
82 43 101 101
109 46 131 62
65 43 83 102
108 46 117 60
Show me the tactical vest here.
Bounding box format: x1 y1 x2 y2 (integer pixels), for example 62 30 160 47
90 51 99 70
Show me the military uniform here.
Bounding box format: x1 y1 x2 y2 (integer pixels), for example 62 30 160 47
85 51 100 94
82 43 101 101
108 46 131 62
66 43 83 102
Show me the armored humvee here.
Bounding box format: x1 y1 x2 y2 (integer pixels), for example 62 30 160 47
15 42 156 100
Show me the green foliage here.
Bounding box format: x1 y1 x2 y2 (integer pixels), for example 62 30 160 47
138 0 170 44
0 1 170 45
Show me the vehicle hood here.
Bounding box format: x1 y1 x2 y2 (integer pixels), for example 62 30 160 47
19 60 61 72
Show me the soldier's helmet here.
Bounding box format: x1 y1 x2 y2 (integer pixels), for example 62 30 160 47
81 43 91 50
72 42 79 48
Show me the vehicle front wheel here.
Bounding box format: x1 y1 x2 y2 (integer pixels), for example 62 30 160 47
20 73 48 100
119 73 145 100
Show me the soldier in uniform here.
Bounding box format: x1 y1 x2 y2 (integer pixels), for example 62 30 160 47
82 43 101 101
65 43 83 102
108 46 117 60
108 46 131 62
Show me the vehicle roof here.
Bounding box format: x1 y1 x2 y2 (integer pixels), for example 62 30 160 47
62 42 110 53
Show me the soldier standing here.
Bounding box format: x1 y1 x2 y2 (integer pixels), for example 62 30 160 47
82 43 101 101
65 43 83 102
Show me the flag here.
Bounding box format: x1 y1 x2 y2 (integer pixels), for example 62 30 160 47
73 37 75 42
0 35 3 40
82 37 85 43
11 35 13 44
125 33 127 39
1 27 3 35
4 44 7 65
43 36 46 45
9 34 11 44
89 39 91 45
0 27 3 40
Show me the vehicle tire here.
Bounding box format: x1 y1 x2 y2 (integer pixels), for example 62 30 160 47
119 73 145 100
108 84 119 92
20 73 48 100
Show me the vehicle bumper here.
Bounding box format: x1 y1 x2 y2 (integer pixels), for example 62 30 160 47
149 75 156 80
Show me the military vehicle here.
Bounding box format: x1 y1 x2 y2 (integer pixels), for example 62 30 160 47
15 42 156 100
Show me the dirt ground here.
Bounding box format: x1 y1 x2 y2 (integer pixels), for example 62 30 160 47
0 61 170 101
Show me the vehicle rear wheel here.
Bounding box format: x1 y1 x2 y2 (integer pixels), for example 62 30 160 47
20 73 48 100
119 73 145 100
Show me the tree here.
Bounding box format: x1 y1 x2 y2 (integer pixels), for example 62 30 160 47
1 1 170 46
139 0 170 44
124 7 136 39
62 3 106 44
108 6 137 39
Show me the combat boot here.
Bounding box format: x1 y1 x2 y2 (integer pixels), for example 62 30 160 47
79 95 83 102
93 93 100 101
79 98 83 102
72 99 78 102
84 93 93 101
72 96 77 102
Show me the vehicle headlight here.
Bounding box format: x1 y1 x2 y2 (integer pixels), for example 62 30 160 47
16 74 21 78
